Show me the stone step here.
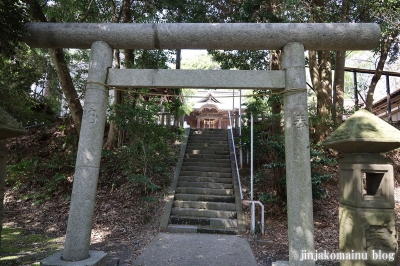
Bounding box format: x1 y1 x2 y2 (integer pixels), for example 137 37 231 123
182 161 231 168
188 135 227 140
186 143 228 148
189 133 228 139
197 226 238 235
188 138 228 143
164 128 240 236
173 200 236 211
185 146 230 152
180 166 231 173
185 150 230 155
178 176 232 184
175 187 234 195
171 207 237 219
183 158 231 163
177 181 233 189
190 130 227 135
185 148 230 155
191 129 227 132
174 194 235 203
166 225 238 235
169 216 238 228
184 154 230 160
179 171 232 178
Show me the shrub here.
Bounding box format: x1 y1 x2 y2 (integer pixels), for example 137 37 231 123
108 98 184 194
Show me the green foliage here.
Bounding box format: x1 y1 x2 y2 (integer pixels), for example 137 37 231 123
310 143 336 167
6 157 42 188
181 53 220 70
372 0 400 64
209 50 270 70
243 96 270 120
107 98 184 194
239 109 336 202
65 49 90 95
261 140 335 201
42 0 111 22
258 192 279 204
310 172 332 200
0 0 27 58
160 0 226 23
0 46 59 126
308 111 336 141
6 125 78 201
132 50 173 69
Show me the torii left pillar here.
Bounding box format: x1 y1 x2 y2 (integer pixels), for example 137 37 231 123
41 41 112 265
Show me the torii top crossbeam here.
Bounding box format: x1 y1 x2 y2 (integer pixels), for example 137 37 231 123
24 23 380 51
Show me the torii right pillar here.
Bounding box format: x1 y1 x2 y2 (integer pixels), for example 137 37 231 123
283 42 315 266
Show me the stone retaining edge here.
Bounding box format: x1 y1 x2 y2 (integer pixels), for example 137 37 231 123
228 129 246 234
159 128 190 232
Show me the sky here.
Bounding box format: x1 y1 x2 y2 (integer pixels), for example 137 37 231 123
181 49 208 59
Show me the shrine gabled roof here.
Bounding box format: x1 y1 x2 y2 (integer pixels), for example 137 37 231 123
189 90 245 112
0 108 27 140
197 92 221 104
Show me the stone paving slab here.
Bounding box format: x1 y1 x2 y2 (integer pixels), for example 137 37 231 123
133 233 258 266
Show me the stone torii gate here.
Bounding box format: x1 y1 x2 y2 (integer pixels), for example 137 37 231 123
24 23 380 266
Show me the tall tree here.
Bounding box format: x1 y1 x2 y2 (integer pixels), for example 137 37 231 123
104 0 132 150
309 49 332 142
104 0 171 149
22 0 99 135
296 0 338 142
332 0 350 125
365 0 400 110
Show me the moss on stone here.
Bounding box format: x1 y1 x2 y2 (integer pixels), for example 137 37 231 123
323 109 400 153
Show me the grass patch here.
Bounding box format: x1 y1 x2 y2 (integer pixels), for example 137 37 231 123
0 226 62 266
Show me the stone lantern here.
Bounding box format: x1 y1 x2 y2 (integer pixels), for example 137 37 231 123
323 109 399 266
0 107 27 245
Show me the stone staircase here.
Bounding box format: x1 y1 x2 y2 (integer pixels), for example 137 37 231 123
165 129 243 235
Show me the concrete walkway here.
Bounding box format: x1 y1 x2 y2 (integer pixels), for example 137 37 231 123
133 233 258 266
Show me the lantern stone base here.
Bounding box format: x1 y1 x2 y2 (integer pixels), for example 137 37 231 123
40 250 106 266
339 204 398 266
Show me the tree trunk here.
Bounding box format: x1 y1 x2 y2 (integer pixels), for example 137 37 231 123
104 48 123 150
333 0 348 125
270 50 282 116
104 91 123 150
269 49 286 198
103 52 123 150
49 48 83 134
315 50 332 142
174 49 182 127
333 50 345 125
24 0 83 135
309 50 319 90
105 0 136 149
366 34 396 110
309 50 332 142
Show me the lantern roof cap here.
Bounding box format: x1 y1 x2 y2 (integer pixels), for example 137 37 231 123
322 109 400 153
